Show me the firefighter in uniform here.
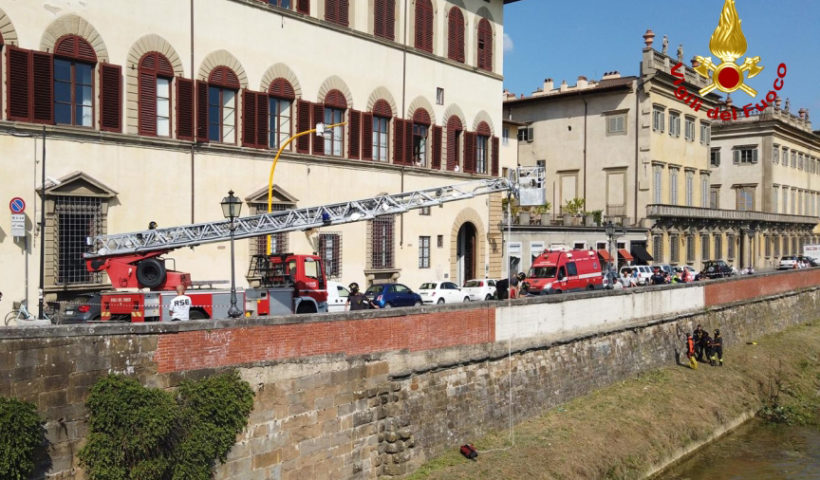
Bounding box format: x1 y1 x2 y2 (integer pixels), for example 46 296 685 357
710 329 724 366
693 324 707 362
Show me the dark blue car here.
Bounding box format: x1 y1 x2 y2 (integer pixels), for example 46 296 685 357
364 283 422 308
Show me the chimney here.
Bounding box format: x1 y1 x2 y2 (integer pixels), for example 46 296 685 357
543 78 554 91
560 80 568 92
602 71 621 80
577 75 588 88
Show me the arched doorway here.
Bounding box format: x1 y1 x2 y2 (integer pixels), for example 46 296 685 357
457 222 477 285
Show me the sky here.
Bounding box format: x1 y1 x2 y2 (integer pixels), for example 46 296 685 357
502 0 820 119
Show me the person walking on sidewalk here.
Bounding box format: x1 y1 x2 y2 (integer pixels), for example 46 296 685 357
710 329 724 366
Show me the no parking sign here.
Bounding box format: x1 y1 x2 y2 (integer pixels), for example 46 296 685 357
9 197 26 237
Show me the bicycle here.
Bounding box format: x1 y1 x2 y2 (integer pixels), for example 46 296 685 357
4 300 53 326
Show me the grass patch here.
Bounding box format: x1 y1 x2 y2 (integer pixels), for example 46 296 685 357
407 320 820 480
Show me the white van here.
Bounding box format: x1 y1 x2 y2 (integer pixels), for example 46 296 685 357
620 265 652 285
326 281 350 313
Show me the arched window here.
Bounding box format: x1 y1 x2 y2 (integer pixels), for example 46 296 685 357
477 18 493 72
54 35 97 126
268 78 295 149
138 52 174 136
207 66 240 143
415 0 433 53
412 109 431 167
374 0 395 40
447 7 464 63
371 100 392 162
475 121 491 174
323 89 347 157
325 0 349 26
446 116 463 171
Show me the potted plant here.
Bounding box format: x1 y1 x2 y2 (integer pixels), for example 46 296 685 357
591 210 603 226
533 201 552 225
518 205 530 225
563 198 585 226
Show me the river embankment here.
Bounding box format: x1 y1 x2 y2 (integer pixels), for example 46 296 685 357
406 319 820 479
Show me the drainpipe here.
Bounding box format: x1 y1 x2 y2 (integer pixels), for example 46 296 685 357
190 0 196 223
634 75 640 226
583 99 587 208
399 0 408 248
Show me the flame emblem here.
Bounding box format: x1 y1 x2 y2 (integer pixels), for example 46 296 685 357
694 0 763 97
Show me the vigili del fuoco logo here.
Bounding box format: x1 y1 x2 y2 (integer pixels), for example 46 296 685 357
669 0 787 121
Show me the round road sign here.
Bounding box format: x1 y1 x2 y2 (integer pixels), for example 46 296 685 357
9 197 26 214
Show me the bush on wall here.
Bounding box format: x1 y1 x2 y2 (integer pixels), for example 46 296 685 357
79 371 254 480
0 396 46 480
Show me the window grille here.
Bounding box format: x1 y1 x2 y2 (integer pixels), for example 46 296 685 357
669 235 679 263
652 235 663 262
319 233 342 278
250 203 289 256
727 235 735 259
686 235 695 262
54 196 104 285
371 215 394 269
419 236 430 268
714 235 722 259
701 234 710 260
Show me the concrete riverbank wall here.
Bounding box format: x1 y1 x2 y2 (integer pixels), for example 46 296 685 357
2 269 818 479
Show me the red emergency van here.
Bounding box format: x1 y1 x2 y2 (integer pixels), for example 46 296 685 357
526 249 604 294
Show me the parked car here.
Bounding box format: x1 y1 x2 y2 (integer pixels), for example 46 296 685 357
700 260 735 279
364 283 422 308
620 265 652 285
326 281 350 313
656 264 675 276
778 255 798 270
461 279 497 301
418 281 466 304
59 293 101 324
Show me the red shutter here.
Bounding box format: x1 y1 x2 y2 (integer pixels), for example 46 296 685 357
404 121 413 165
312 103 325 154
196 80 208 142
325 0 335 22
386 0 395 40
7 47 31 121
256 93 269 148
432 125 442 169
449 8 465 63
374 0 385 37
362 112 373 160
414 3 424 49
176 78 194 141
393 118 405 164
296 99 311 153
242 90 257 147
464 132 476 173
297 0 310 14
32 52 54 124
99 63 122 132
339 0 349 26
138 72 157 135
491 136 499 176
348 109 361 159
423 2 433 52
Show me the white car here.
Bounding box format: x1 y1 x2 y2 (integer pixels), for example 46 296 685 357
326 281 350 313
461 279 497 301
418 281 466 304
620 265 652 285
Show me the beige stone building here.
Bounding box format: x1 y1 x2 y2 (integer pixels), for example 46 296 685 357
0 0 519 313
502 30 818 272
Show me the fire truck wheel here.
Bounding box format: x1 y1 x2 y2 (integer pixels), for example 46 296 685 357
296 302 316 314
136 258 166 288
189 309 208 320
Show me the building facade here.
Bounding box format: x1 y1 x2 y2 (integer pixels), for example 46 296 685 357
502 30 818 272
0 0 518 311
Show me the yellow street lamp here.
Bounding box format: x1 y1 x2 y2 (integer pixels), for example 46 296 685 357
266 121 346 254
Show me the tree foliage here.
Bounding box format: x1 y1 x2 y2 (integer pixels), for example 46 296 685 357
0 396 45 480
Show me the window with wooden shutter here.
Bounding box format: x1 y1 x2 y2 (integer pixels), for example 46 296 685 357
204 67 240 143
431 125 442 169
362 113 374 160
297 0 310 14
477 18 493 71
374 0 395 40
312 103 325 154
325 0 348 26
323 90 346 157
32 52 54 124
138 52 174 136
448 7 465 63
268 78 294 149
256 93 269 147
464 131 476 173
491 136 499 176
176 78 194 140
296 99 312 153
7 46 32 121
242 90 258 148
393 118 406 165
348 110 361 159
54 36 97 127
99 63 122 132
415 0 433 52
446 116 463 171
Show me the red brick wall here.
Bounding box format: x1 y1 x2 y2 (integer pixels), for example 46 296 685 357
155 307 495 373
704 269 820 307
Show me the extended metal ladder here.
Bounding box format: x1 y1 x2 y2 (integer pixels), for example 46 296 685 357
85 178 514 258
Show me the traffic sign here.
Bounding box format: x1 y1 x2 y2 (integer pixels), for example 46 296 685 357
9 197 25 214
11 213 25 237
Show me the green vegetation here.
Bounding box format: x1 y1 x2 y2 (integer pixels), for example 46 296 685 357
563 197 585 216
0 397 45 480
79 371 254 480
407 320 820 480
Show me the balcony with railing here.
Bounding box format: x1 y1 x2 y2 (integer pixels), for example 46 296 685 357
646 204 819 225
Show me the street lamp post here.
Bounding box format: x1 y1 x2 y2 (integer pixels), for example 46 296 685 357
266 121 345 254
748 225 757 273
221 190 243 318
605 221 616 274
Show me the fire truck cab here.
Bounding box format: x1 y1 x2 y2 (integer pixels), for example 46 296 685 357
527 249 603 294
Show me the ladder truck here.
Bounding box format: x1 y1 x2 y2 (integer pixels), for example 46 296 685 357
84 174 541 322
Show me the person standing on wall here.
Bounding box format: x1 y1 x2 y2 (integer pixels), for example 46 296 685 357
710 329 724 366
169 284 192 321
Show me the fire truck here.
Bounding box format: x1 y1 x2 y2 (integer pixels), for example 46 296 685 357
84 175 537 322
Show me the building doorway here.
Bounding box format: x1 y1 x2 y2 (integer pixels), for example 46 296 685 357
457 222 477 285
